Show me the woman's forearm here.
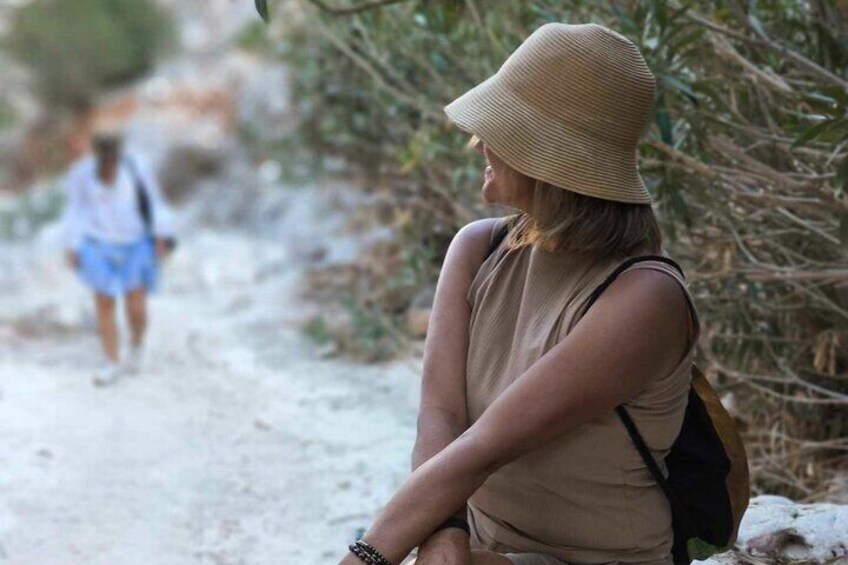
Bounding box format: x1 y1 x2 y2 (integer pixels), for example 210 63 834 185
353 432 491 564
411 407 470 525
412 406 466 470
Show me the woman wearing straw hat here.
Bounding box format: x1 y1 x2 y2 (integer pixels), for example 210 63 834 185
340 23 700 565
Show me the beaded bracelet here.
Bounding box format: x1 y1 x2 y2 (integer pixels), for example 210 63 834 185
348 543 375 564
348 539 392 565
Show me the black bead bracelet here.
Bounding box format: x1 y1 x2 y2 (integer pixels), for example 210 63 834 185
348 543 374 564
348 539 392 565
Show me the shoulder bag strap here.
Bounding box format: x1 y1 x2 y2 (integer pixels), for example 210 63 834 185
123 156 153 232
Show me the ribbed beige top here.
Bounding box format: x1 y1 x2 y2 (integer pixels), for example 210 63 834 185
465 216 701 564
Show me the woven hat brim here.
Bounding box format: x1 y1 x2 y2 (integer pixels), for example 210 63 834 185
445 74 653 205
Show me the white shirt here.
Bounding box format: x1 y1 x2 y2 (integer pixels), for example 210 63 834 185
62 154 173 249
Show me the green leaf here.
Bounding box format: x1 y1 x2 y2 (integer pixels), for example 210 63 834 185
804 91 840 109
610 4 637 33
836 156 848 190
655 1 668 30
656 104 674 144
792 119 834 148
660 74 699 105
820 85 848 106
687 535 728 560
747 12 766 37
665 28 704 55
255 0 270 22
840 213 848 247
668 179 692 228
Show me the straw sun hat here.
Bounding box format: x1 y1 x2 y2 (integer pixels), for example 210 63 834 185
445 23 656 204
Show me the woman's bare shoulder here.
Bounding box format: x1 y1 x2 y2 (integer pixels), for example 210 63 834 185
601 267 692 372
450 217 508 272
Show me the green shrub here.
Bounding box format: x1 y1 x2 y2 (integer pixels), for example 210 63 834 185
302 315 332 345
5 0 175 109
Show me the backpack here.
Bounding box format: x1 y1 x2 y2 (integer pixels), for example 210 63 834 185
485 222 750 565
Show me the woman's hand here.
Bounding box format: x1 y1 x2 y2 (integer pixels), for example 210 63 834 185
337 530 470 565
415 529 471 564
154 238 170 260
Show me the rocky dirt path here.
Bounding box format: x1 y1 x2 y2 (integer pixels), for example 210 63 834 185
0 191 422 565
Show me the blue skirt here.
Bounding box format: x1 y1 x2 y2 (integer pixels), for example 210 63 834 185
77 236 159 297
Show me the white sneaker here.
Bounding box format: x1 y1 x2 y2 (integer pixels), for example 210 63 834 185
124 346 145 376
93 362 122 387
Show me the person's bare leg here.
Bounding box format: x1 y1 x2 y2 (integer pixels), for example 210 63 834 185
125 288 147 348
94 293 119 363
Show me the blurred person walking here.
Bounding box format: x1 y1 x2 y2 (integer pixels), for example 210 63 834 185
62 127 174 386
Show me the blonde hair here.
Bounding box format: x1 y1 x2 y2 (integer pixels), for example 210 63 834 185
505 179 662 258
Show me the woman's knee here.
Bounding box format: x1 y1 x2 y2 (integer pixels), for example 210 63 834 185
94 294 116 313
125 290 147 317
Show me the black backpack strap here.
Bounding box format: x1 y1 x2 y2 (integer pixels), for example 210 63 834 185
487 221 510 259
616 405 679 502
618 404 694 564
581 256 686 457
123 156 153 232
585 254 695 562
584 255 684 312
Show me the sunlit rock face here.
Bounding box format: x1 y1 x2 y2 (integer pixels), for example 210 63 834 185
699 495 848 564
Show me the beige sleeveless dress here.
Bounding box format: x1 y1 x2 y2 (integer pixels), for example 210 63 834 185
464 216 701 565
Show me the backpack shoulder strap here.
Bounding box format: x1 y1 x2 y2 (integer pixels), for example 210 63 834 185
615 404 680 499
123 156 153 232
584 255 684 312
487 222 510 259
123 155 142 186
484 215 518 261
583 255 690 531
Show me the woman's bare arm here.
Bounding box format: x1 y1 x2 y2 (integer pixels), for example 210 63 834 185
412 219 497 469
339 268 690 564
410 219 499 551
